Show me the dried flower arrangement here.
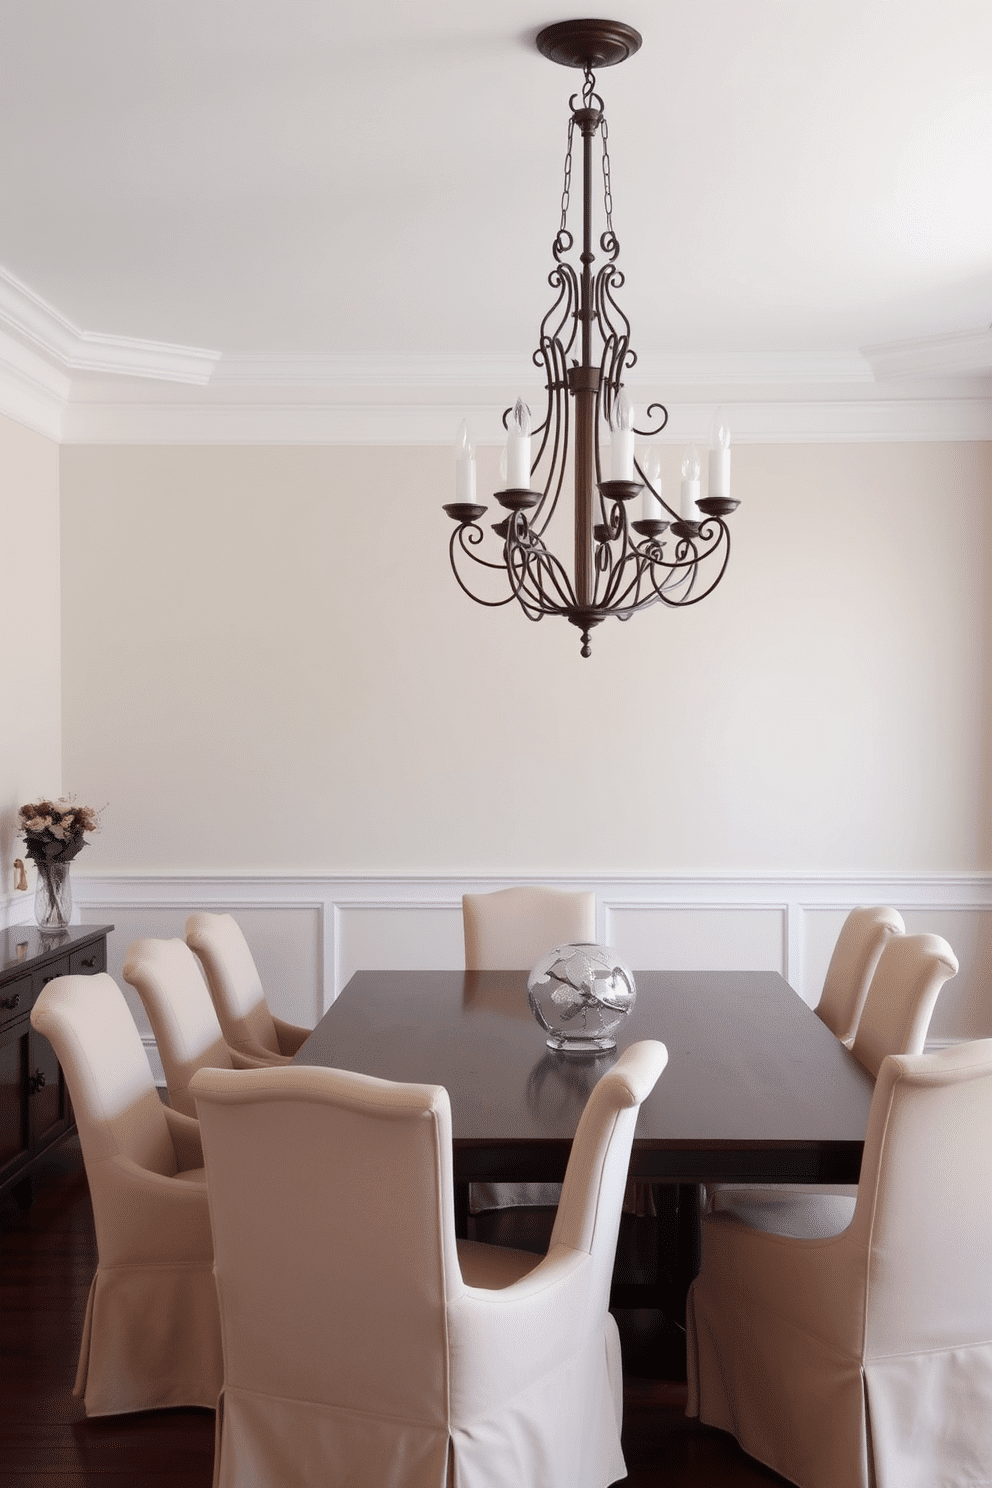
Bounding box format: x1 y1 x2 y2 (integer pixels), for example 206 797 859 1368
18 799 100 865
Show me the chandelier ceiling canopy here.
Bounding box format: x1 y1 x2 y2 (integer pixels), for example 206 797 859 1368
443 18 740 658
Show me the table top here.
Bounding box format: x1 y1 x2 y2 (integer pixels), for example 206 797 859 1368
294 969 874 1184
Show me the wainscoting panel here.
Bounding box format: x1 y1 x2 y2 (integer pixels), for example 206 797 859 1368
61 874 992 1071
335 903 465 991
604 906 787 979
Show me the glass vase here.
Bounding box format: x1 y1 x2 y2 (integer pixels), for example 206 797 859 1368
527 943 637 1051
35 861 72 932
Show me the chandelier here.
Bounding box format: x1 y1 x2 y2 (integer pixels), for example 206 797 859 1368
443 19 739 658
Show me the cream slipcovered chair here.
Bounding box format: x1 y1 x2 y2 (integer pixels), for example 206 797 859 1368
849 931 957 1078
463 885 596 1211
814 904 905 1046
462 885 596 972
708 932 959 1223
688 1039 992 1488
185 911 309 1063
123 937 269 1117
191 1039 668 1488
30 973 222 1416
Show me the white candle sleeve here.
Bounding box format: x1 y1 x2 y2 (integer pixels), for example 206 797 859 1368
708 446 731 500
611 428 635 482
506 433 531 489
455 422 476 503
680 478 700 519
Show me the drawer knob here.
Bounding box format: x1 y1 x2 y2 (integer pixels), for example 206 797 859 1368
80 957 96 969
28 1070 47 1096
0 992 20 1011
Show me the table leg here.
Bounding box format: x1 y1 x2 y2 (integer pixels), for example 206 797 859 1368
673 1182 701 1310
454 1180 470 1239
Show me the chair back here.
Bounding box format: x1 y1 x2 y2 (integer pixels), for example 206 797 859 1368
815 905 905 1044
463 886 596 971
186 911 279 1055
849 1040 992 1360
851 933 958 1078
123 937 234 1117
551 1040 668 1306
191 1063 459 1428
31 973 178 1177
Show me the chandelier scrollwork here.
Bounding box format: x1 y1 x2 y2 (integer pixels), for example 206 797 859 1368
443 19 739 657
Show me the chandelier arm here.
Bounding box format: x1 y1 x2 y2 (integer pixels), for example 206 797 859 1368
596 263 631 349
506 521 578 612
633 402 670 443
654 557 702 606
450 518 531 575
656 528 732 606
447 527 520 608
593 499 636 608
518 544 579 612
600 548 656 612
539 259 579 359
528 344 558 485
532 341 570 537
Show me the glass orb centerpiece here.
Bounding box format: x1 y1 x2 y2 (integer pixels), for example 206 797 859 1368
527 943 637 1052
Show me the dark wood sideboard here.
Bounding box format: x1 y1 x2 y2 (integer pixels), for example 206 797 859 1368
0 923 113 1203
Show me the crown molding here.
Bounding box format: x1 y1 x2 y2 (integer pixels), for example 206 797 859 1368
864 328 992 380
0 264 221 385
0 264 988 446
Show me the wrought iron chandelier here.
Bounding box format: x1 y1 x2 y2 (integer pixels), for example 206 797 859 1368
443 19 739 658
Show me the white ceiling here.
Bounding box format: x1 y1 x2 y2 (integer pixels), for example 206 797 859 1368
1 0 990 437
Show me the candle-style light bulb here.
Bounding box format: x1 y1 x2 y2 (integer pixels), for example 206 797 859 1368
641 445 663 522
506 398 532 490
708 419 732 500
680 444 701 519
609 389 636 481
454 420 476 504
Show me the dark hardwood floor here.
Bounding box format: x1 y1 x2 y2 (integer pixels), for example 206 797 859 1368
1 1136 789 1486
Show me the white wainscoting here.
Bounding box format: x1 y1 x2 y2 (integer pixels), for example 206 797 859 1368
52 873 992 1084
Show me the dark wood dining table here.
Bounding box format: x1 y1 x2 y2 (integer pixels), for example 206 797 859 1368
294 968 874 1310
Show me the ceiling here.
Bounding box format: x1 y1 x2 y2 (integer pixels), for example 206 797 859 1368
1 0 991 437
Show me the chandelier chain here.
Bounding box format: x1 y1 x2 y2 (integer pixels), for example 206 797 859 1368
601 116 614 236
559 115 575 235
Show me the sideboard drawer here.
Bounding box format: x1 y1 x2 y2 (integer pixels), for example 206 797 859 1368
70 941 106 976
33 956 71 1003
0 975 31 1033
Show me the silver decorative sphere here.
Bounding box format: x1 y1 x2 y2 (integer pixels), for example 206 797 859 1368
527 942 637 1052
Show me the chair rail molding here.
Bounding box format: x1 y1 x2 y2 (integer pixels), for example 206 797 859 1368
59 871 992 1056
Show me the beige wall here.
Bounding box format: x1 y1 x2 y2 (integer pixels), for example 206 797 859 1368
1 414 61 905
59 441 992 876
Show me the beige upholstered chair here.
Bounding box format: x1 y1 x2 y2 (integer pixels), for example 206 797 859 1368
814 904 905 1046
462 885 596 971
185 911 309 1063
462 886 597 1212
30 973 222 1416
849 931 957 1077
707 932 958 1219
123 937 268 1118
688 1039 992 1488
191 1039 668 1488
